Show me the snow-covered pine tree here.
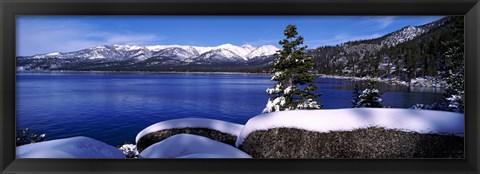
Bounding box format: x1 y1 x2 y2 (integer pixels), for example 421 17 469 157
439 17 464 113
358 80 383 108
351 83 361 108
443 70 464 113
440 42 464 112
262 24 322 113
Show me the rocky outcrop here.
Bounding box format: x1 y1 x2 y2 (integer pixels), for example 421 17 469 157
136 128 237 152
239 127 464 158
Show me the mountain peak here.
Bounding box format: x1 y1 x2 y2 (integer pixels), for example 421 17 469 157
216 43 239 50
241 44 255 51
377 24 427 47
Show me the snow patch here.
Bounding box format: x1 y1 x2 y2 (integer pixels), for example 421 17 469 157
410 77 446 88
247 45 279 58
382 25 427 46
114 44 145 51
46 52 61 56
138 134 251 158
284 86 294 95
241 44 255 51
236 108 464 146
135 118 244 143
16 136 125 158
262 96 287 113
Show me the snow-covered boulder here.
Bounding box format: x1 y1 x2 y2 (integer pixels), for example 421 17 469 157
237 108 464 146
236 109 464 158
135 118 244 151
16 136 125 158
138 134 251 158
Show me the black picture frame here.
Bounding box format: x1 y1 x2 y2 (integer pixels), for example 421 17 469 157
1 0 479 173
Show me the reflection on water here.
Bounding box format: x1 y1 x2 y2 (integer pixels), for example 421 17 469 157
409 86 444 93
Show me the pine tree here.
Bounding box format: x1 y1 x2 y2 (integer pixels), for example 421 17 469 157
262 24 322 113
358 80 383 108
439 17 464 113
351 83 361 108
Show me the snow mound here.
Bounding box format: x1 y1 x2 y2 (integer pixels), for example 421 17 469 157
138 134 251 158
16 136 125 158
135 118 244 143
236 108 464 146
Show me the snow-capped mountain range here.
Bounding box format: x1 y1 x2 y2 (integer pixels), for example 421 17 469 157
17 43 279 72
25 44 279 62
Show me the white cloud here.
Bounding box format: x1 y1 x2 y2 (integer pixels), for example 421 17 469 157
16 20 164 56
374 16 395 29
309 33 383 47
356 16 396 30
105 34 159 45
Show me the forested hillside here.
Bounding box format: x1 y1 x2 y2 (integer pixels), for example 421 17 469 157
307 16 463 82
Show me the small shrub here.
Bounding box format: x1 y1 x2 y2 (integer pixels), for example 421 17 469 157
16 128 47 146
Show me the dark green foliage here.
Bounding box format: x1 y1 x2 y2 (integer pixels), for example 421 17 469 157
409 17 464 113
358 80 383 108
351 83 361 108
438 17 464 113
263 25 322 113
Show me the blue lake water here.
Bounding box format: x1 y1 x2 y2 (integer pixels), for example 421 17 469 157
16 72 443 146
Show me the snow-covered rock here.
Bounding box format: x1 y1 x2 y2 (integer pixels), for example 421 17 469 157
138 134 251 158
119 144 139 158
16 136 125 158
135 118 244 143
236 108 464 146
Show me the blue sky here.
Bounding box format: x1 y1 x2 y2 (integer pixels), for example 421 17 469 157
17 16 443 56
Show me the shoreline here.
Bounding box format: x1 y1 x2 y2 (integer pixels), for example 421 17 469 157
317 74 410 86
16 70 445 88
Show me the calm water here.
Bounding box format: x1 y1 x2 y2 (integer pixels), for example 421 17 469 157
16 72 443 146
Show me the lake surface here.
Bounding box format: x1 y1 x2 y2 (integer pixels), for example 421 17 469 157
16 72 443 146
